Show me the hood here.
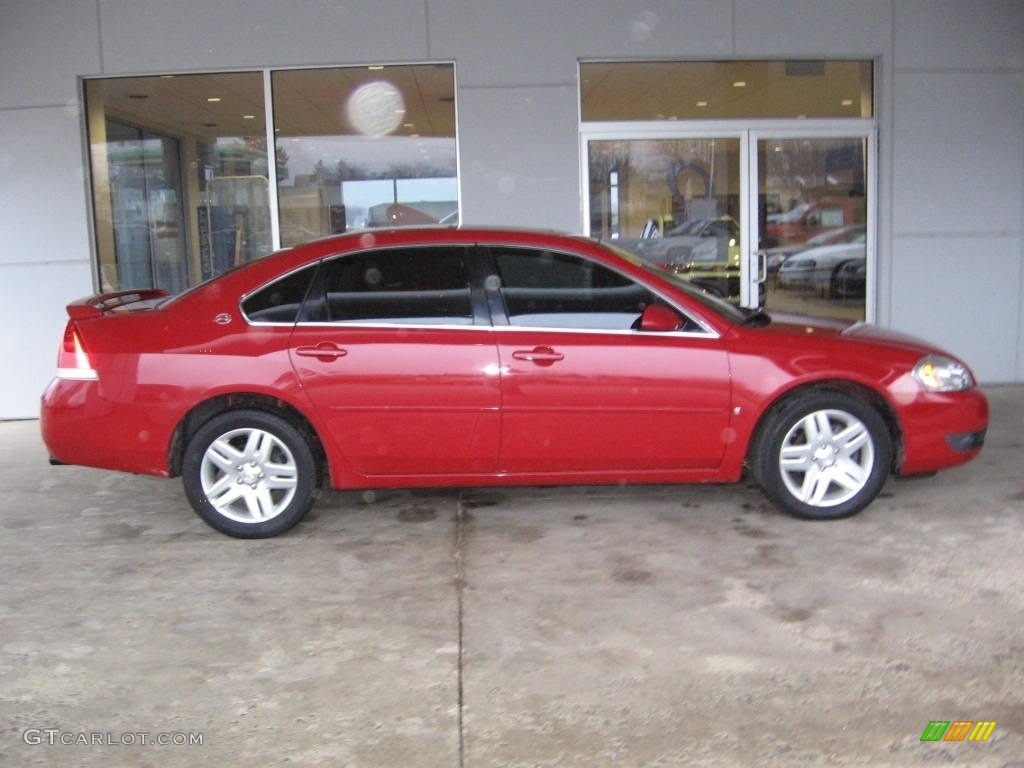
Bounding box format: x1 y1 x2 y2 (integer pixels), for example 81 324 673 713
758 313 945 354
783 242 863 265
840 320 946 352
760 312 851 336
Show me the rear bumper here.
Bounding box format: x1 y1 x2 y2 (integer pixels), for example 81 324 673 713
40 378 172 477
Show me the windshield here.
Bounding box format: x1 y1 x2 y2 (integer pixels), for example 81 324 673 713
665 217 738 239
775 202 811 224
665 219 707 237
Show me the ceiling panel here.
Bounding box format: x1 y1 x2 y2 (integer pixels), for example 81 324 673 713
87 59 870 146
581 60 873 121
87 64 456 141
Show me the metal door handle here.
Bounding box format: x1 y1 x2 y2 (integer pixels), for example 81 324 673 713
295 343 348 360
511 347 564 365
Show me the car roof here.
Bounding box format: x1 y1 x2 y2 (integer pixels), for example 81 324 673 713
166 225 610 306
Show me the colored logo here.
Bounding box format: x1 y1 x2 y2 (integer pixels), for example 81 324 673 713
921 721 996 742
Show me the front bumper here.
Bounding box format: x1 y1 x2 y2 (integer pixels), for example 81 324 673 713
946 428 986 453
896 388 989 476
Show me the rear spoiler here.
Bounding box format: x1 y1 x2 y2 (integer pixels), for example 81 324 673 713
66 289 170 320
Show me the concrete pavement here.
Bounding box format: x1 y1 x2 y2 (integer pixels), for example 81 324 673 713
2 386 1023 767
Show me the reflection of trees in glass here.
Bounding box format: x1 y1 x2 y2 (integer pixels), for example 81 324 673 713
311 158 455 184
765 140 864 204
589 139 735 237
244 136 289 180
204 137 290 181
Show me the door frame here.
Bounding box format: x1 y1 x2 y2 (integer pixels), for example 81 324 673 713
579 119 877 319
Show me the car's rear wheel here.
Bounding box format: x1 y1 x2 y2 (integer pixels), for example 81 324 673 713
752 391 891 520
182 410 318 538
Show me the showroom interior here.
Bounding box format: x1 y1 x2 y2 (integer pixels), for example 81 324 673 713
0 0 1022 418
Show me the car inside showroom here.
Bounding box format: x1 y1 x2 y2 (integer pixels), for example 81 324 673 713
1 1 1022 765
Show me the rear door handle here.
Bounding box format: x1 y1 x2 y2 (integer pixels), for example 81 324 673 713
511 346 564 365
295 343 348 361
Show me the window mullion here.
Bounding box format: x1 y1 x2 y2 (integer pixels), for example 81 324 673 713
263 70 281 251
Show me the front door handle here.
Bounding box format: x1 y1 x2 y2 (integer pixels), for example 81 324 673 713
295 343 348 361
511 346 564 366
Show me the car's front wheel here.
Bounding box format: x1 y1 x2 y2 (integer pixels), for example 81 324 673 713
182 410 318 538
752 391 892 520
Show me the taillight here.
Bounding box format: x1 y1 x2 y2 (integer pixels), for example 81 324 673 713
56 323 98 380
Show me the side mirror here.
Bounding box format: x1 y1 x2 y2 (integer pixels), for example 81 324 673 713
638 304 683 332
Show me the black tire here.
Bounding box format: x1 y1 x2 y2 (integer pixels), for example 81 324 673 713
751 391 891 520
832 260 865 300
182 410 318 538
828 261 849 299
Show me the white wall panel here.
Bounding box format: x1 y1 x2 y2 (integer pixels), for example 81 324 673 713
96 0 429 73
892 71 1024 235
456 85 580 231
889 236 1019 383
430 0 733 87
0 106 92 267
735 0 891 56
0 261 93 420
0 105 95 416
1019 239 1024 381
0 0 100 107
889 0 1024 384
895 0 1024 70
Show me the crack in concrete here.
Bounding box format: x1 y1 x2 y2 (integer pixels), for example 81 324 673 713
454 492 468 768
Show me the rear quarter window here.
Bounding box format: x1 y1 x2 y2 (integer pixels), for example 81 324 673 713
241 265 317 323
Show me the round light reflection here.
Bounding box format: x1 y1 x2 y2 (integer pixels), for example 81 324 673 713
346 81 405 136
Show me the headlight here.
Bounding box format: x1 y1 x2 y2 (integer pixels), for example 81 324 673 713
912 354 975 392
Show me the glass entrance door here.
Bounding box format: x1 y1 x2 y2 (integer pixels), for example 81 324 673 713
757 134 870 321
587 135 744 303
584 125 873 321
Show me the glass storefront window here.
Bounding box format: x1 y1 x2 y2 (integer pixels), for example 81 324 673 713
271 65 458 247
581 60 873 121
84 73 271 291
83 64 458 293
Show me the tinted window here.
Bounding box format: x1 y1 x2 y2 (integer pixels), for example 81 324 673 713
322 247 473 325
492 248 657 330
242 265 317 323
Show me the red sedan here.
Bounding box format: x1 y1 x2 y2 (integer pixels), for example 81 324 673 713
41 227 988 537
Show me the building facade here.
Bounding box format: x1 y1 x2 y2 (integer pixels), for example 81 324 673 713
1 0 1022 418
